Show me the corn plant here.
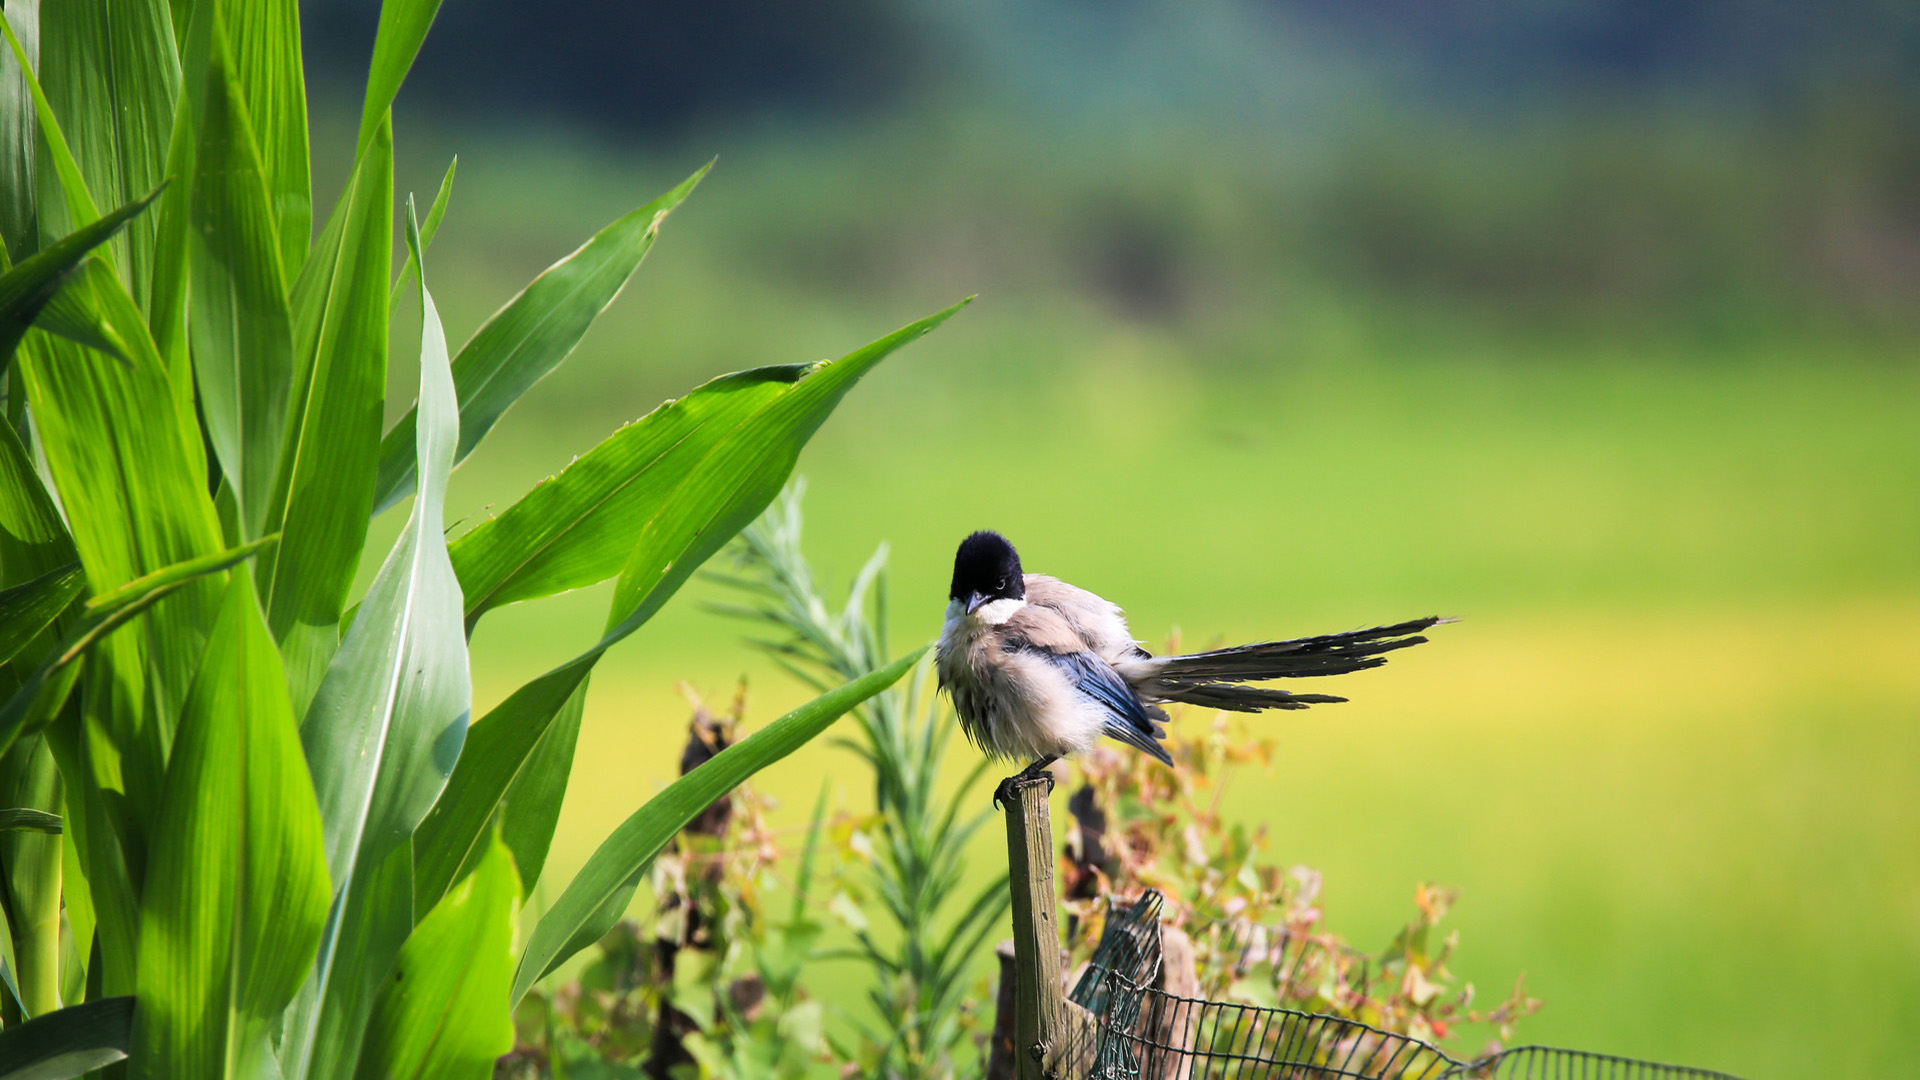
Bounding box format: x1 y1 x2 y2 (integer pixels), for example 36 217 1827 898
0 2 959 1077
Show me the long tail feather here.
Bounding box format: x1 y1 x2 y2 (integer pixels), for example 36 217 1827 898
1120 616 1446 711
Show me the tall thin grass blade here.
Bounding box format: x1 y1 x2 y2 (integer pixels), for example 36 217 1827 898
128 573 330 1080
372 162 706 515
280 201 467 1080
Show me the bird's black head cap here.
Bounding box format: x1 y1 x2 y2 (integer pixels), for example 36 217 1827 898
950 530 1023 613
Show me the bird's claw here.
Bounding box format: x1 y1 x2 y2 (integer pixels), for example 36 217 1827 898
991 766 1056 810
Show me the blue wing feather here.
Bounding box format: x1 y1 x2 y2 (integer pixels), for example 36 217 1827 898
1044 649 1174 766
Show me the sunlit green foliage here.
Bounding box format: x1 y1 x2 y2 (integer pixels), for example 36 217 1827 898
0 2 953 1077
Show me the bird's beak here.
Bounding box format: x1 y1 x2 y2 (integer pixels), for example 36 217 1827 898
965 591 989 616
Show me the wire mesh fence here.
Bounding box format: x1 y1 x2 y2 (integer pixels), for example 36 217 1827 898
1058 892 1749 1080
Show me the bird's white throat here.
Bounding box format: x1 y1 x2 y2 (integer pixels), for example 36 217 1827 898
945 596 1026 627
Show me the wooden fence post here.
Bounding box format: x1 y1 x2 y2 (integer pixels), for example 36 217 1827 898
1001 772 1098 1079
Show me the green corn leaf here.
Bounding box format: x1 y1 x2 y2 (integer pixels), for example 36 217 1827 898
354 829 518 1080
0 184 161 363
280 202 466 1080
511 646 925 1004
452 300 964 626
0 6 99 235
0 807 60 833
0 734 61 1017
16 260 227 843
187 5 293 539
414 305 961 916
371 162 707 516
356 0 442 159
0 995 134 1080
0 563 81 666
30 0 177 299
223 0 310 277
0 535 273 765
129 573 330 1080
388 153 454 308
264 115 391 715
0 403 77 586
0 0 37 261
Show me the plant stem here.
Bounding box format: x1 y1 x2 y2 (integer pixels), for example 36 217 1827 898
0 733 63 1016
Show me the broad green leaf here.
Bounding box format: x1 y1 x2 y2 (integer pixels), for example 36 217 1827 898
372 162 707 515
129 573 329 1080
387 153 454 308
31 0 177 300
412 664 585 918
415 305 961 918
0 404 76 586
188 7 293 538
39 713 138 999
356 0 442 158
354 830 518 1080
0 536 274 766
0 995 133 1080
0 0 37 260
452 301 964 626
0 807 60 832
0 563 81 666
223 0 310 276
0 183 161 363
280 203 466 1080
0 6 98 233
511 647 925 1003
264 116 391 714
16 261 226 841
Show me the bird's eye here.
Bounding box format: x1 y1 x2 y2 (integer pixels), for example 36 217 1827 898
995 578 1006 590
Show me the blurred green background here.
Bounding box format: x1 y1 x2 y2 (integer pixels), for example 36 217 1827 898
310 2 1918 1075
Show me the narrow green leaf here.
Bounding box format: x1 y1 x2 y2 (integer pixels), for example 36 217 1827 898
0 996 134 1080
0 807 60 833
452 300 965 626
414 305 962 918
355 830 519 1080
223 0 310 276
372 162 707 515
511 647 925 1003
356 0 442 158
0 183 161 363
0 0 38 261
129 573 330 1080
188 6 293 538
280 201 466 1080
0 535 274 764
412 665 585 918
0 401 76 587
30 0 177 301
0 6 99 233
0 563 81 666
388 153 454 308
264 116 391 714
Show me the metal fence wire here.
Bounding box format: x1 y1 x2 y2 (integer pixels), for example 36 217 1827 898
1061 892 1749 1080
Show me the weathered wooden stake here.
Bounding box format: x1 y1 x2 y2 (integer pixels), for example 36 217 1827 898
1001 773 1100 1079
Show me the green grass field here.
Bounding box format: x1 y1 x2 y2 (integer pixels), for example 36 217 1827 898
362 124 1919 1078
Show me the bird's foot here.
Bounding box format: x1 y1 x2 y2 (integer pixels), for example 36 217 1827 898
991 760 1058 810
